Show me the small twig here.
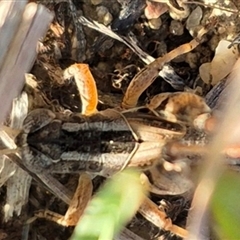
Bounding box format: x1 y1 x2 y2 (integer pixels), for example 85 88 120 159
78 16 185 90
122 26 209 108
139 197 188 238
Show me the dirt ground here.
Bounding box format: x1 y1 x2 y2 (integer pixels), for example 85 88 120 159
1 0 240 239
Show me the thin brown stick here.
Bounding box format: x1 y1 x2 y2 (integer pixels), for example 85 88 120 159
139 197 188 238
122 27 208 109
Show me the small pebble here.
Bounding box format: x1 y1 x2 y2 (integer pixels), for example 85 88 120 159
155 41 167 57
144 1 168 20
185 52 200 69
169 20 184 36
199 62 211 84
186 6 202 35
96 6 108 18
148 18 162 30
186 6 202 29
169 4 190 21
91 0 103 5
208 35 221 51
96 6 113 25
217 26 226 35
103 12 113 25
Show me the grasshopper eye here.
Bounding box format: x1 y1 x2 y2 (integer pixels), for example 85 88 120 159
49 120 61 133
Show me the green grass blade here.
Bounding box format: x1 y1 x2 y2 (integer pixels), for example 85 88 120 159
211 170 240 239
71 169 146 240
